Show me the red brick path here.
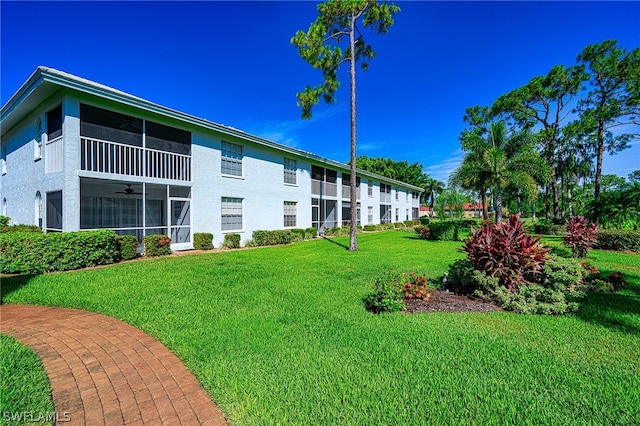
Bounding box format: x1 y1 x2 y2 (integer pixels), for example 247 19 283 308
1 305 227 425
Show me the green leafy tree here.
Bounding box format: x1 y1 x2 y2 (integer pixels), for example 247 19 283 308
454 121 548 223
494 65 589 219
435 187 467 220
574 40 640 199
292 0 399 251
354 156 429 190
628 170 640 183
425 177 445 218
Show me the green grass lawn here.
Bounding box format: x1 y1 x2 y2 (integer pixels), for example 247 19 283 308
2 231 639 425
0 334 55 425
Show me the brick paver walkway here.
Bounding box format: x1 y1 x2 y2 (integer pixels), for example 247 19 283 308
1 305 227 425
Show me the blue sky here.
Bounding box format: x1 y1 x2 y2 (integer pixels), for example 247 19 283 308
2 1 639 183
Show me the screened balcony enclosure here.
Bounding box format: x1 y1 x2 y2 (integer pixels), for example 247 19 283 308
80 178 191 245
79 104 191 181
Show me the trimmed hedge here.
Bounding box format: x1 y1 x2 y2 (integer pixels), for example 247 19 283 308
118 235 138 260
252 230 295 246
532 221 565 236
363 224 377 231
597 230 640 252
142 234 172 257
0 224 41 233
429 221 459 241
305 227 318 238
223 233 241 249
0 230 120 274
194 232 214 250
404 219 421 227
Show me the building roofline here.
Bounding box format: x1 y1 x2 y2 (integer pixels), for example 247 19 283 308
1 67 424 192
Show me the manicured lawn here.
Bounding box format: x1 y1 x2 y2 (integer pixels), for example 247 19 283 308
2 231 639 425
0 334 55 425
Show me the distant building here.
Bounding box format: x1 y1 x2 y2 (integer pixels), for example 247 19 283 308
420 203 483 219
1 67 423 249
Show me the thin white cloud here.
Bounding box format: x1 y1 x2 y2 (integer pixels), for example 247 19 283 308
424 149 465 184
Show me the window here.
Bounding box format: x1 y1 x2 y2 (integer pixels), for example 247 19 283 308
221 197 243 231
146 121 191 155
34 117 42 160
395 188 399 201
221 141 243 176
46 191 63 232
47 105 63 140
367 206 374 224
380 205 391 224
412 207 419 220
368 180 373 197
395 208 399 222
35 192 43 228
284 158 297 185
284 201 297 227
406 209 409 221
406 192 409 202
80 104 142 146
1 144 6 175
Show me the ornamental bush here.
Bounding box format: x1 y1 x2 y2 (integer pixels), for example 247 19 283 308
0 224 41 233
252 230 294 246
363 271 406 314
222 233 241 249
401 273 431 301
463 215 549 291
564 216 598 258
363 224 377 232
118 235 138 260
142 234 171 257
193 232 214 250
428 221 459 241
596 229 640 252
413 225 430 239
305 227 318 239
532 219 565 236
0 230 120 274
0 215 9 227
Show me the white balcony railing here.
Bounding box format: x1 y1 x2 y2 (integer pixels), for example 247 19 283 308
311 179 337 197
45 136 63 173
81 137 191 181
341 185 361 200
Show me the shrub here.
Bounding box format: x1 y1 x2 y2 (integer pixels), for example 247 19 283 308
401 273 431 301
596 229 640 252
0 224 41 233
0 230 120 274
363 224 377 232
223 233 241 249
462 215 549 291
413 225 430 239
305 227 318 239
419 217 430 225
428 221 459 241
446 258 483 294
456 219 482 229
393 222 404 229
290 228 306 241
363 271 406 314
404 220 420 227
252 230 294 246
564 216 598 258
118 235 138 260
142 234 171 257
193 232 214 250
532 219 565 236
581 262 627 292
0 216 9 227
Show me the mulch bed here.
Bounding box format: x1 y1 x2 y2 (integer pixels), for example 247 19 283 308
404 290 503 314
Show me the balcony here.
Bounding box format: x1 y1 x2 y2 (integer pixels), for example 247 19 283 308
341 185 361 200
80 137 191 181
311 179 337 197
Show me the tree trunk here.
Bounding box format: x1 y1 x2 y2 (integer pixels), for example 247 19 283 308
551 163 560 220
594 122 605 200
348 14 358 251
494 190 503 223
481 189 488 221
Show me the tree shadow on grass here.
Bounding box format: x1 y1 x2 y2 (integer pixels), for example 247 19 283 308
575 274 640 336
322 236 349 250
0 275 36 304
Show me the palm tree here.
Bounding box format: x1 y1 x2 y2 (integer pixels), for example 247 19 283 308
454 121 548 222
425 178 445 218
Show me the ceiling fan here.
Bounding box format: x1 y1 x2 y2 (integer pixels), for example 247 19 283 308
114 184 142 195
